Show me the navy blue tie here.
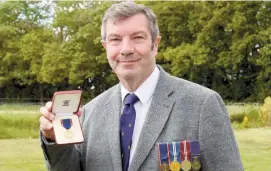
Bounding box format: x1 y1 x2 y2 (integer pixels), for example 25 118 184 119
120 93 139 171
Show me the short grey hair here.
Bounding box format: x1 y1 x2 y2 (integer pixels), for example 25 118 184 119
101 2 160 43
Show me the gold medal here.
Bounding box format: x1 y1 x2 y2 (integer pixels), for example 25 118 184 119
181 159 191 171
191 156 201 170
64 129 73 139
180 140 192 171
160 163 169 171
169 142 181 171
169 160 181 171
61 118 73 139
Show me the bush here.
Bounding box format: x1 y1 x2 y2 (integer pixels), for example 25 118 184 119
245 107 260 123
259 96 271 125
230 113 246 123
242 116 248 128
230 106 265 128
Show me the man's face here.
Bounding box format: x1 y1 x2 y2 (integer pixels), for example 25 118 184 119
102 13 160 82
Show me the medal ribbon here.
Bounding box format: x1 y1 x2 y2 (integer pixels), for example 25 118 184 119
190 140 201 168
181 140 191 161
158 143 169 166
167 142 181 163
167 143 171 164
61 118 72 129
172 142 177 161
175 141 181 163
190 140 200 157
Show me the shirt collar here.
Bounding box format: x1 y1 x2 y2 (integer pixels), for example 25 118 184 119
121 66 160 104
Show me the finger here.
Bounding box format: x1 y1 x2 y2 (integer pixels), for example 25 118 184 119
40 123 50 132
40 106 55 121
39 116 53 130
40 124 55 140
45 101 52 111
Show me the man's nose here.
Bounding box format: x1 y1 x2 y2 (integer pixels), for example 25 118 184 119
120 38 134 56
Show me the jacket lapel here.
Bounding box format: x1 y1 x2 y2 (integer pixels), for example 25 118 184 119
105 85 122 171
129 68 175 171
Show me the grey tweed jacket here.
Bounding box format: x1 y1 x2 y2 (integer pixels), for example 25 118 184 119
41 66 244 171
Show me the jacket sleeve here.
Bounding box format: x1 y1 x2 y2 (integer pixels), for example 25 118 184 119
199 92 244 171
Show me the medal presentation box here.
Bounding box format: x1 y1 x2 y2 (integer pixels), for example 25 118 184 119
51 90 84 145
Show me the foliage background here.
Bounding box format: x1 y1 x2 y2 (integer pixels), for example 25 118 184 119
0 1 270 102
0 2 270 170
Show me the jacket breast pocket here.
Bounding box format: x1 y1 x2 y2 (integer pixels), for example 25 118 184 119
157 140 201 171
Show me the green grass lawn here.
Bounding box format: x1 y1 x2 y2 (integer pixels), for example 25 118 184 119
0 138 46 171
235 127 271 171
0 128 270 171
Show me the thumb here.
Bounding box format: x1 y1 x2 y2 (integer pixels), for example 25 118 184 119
75 107 83 117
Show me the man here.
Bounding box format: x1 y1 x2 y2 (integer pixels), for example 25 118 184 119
39 2 244 171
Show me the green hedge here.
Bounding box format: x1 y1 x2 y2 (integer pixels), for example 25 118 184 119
230 108 259 123
230 107 265 128
230 113 246 123
0 114 40 139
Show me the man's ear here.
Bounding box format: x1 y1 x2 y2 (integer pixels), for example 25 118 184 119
101 40 106 49
153 36 161 54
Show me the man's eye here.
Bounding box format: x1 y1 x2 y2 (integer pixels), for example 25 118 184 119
133 36 145 43
108 38 121 45
134 36 144 40
110 38 121 42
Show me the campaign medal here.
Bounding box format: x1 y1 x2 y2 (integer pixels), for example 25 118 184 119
190 140 201 170
180 140 191 171
158 143 170 171
191 156 201 170
61 118 73 139
160 163 170 171
181 159 191 171
170 160 181 171
169 142 181 171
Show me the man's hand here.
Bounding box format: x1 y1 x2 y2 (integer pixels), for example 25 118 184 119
39 101 83 141
39 101 55 141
